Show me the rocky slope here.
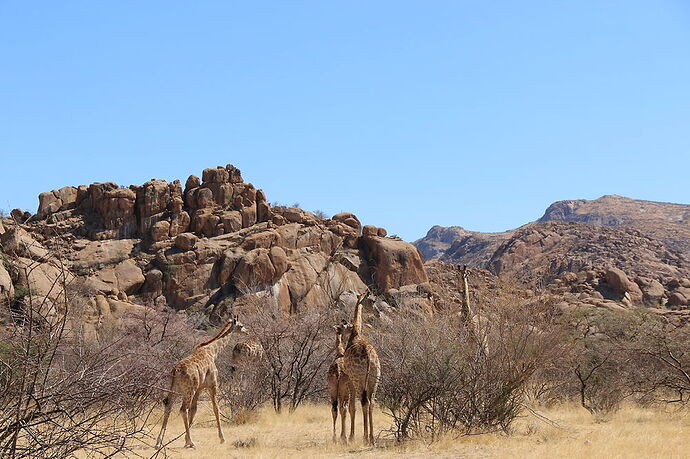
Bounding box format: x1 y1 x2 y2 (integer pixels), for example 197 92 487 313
539 195 690 255
414 196 690 314
0 164 431 331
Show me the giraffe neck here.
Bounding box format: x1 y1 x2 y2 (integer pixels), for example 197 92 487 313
335 332 345 357
352 301 363 336
204 333 235 358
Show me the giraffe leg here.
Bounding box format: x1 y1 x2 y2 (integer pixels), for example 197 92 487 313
362 394 369 445
188 388 201 426
181 394 195 448
209 385 225 444
349 392 356 441
331 398 338 442
155 393 177 449
339 398 348 442
367 395 375 445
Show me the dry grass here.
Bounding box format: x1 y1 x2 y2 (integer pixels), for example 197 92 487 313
135 402 690 458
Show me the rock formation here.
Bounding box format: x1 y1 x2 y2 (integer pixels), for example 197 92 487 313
0 164 430 326
415 196 690 319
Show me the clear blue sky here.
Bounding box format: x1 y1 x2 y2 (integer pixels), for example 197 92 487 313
1 1 689 241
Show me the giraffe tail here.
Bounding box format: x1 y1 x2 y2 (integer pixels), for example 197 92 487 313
162 368 177 406
362 358 371 405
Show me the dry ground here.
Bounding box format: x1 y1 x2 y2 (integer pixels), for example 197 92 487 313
135 402 690 459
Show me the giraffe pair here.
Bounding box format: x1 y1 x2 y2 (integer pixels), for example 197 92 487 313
327 293 381 445
156 295 380 450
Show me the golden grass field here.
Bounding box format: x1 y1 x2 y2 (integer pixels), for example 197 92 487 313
135 402 690 458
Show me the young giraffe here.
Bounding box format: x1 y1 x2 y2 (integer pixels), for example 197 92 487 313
342 293 381 445
155 315 248 449
326 322 352 442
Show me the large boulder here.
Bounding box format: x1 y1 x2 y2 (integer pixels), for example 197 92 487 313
37 186 78 217
151 220 171 242
605 268 643 303
86 183 137 233
667 292 688 307
232 248 280 290
0 227 50 260
92 259 145 295
638 278 665 306
282 252 327 309
72 239 138 270
361 235 428 292
0 262 13 304
175 233 198 251
136 180 171 219
14 257 74 300
332 212 361 233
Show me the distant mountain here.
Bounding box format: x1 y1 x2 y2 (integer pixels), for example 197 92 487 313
538 195 690 255
416 195 690 265
414 196 690 310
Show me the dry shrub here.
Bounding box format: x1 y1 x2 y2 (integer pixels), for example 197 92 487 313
0 261 200 458
238 301 336 412
218 358 271 423
374 299 563 441
541 308 690 414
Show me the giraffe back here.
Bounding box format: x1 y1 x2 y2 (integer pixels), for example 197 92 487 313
232 340 264 365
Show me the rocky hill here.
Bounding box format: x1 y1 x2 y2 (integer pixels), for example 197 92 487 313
414 196 690 315
539 195 690 255
0 164 431 332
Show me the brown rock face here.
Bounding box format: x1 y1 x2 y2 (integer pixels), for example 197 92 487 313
151 220 171 242
1 227 50 260
92 259 145 295
232 248 279 290
88 184 137 234
175 233 198 251
26 163 431 319
605 268 643 303
136 180 171 234
37 186 78 217
0 263 13 305
362 235 428 291
169 211 190 237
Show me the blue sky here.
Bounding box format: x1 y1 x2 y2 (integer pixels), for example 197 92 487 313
1 1 689 241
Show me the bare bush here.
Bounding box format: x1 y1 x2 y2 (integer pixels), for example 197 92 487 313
375 300 563 441
0 259 200 457
218 358 271 423
530 307 690 414
239 300 335 412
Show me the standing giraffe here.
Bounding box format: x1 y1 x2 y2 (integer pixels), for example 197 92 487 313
155 315 248 449
326 322 352 442
342 293 381 445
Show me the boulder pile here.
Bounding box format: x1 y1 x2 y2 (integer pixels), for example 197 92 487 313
1 164 431 325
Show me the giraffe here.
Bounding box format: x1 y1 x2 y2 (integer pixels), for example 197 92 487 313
155 315 248 449
326 322 352 442
231 340 264 365
342 292 381 445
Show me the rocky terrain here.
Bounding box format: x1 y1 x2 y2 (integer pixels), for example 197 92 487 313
3 174 690 332
0 164 431 332
539 195 690 255
415 195 690 320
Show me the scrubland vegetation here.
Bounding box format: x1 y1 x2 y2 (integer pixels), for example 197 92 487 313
2 263 690 457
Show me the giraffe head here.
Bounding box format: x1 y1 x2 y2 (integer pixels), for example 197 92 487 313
228 315 249 335
337 319 354 339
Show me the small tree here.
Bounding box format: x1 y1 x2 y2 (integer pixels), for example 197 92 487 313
240 300 335 412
